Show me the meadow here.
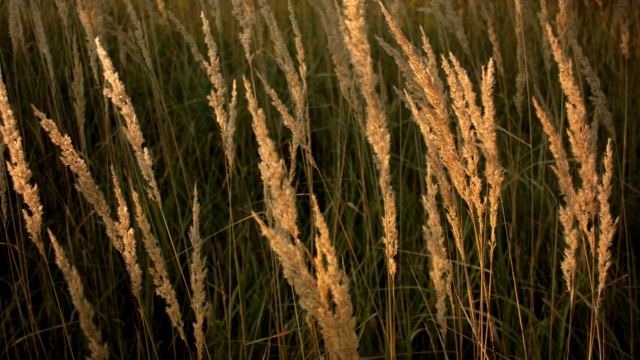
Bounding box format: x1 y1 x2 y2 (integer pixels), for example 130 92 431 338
0 0 638 358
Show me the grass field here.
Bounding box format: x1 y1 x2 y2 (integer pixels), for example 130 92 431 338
1 0 638 358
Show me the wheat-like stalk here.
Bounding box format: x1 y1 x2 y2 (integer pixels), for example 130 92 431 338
342 0 398 280
189 186 210 360
258 0 308 173
70 37 87 153
167 10 238 173
246 77 358 359
309 195 358 359
8 0 25 54
514 0 526 117
480 3 504 78
477 59 503 253
532 98 579 301
442 55 484 236
209 0 222 33
595 139 618 316
202 12 237 172
376 36 425 105
53 0 69 29
423 160 453 336
287 0 307 105
404 91 466 261
537 0 552 71
556 0 575 48
154 0 166 16
245 77 298 240
0 70 44 256
384 7 504 351
122 0 154 74
545 23 598 254
111 168 143 301
167 10 208 70
616 0 631 59
381 5 471 210
47 229 109 360
95 37 161 205
310 0 363 126
36 107 150 312
75 0 102 84
0 137 7 222
231 0 255 63
131 190 186 341
434 0 471 56
569 38 615 141
35 107 122 254
30 2 57 89
255 72 306 179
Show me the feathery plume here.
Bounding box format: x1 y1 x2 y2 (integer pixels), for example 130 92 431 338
70 37 87 153
423 160 453 336
47 229 109 360
0 138 7 222
76 0 102 84
0 70 44 256
167 11 208 71
112 168 143 301
342 0 398 279
131 190 186 341
122 0 154 74
616 0 631 59
209 0 223 33
202 12 237 172
30 1 57 89
95 37 161 204
556 0 575 47
8 0 25 54
258 0 308 165
438 0 471 56
480 4 504 78
545 23 598 253
309 0 363 125
478 59 504 252
309 196 359 359
538 0 552 70
595 140 618 315
569 39 616 141
231 0 255 63
402 90 466 260
532 98 579 301
154 0 166 16
381 5 471 208
36 106 122 254
53 0 69 30
442 54 482 211
245 77 298 239
247 77 358 359
559 205 579 303
189 186 210 360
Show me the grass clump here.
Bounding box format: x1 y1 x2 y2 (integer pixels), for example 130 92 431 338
0 0 638 358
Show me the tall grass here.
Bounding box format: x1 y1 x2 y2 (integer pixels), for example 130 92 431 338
1 0 638 358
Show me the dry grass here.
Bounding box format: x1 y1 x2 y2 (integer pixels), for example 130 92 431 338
342 0 398 282
247 76 358 359
47 229 109 360
131 189 187 342
95 37 161 205
1 1 637 359
0 69 44 256
189 186 209 360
